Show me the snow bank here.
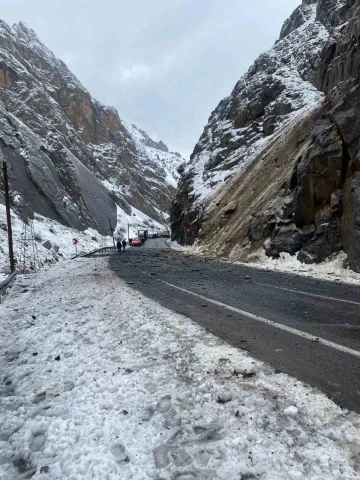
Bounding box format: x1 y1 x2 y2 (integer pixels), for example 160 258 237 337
0 198 166 276
167 240 192 252
1 257 360 479
0 204 108 275
243 250 360 286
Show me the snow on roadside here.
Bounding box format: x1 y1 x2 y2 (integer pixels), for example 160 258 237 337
243 250 360 286
167 240 192 252
0 204 109 275
1 257 360 479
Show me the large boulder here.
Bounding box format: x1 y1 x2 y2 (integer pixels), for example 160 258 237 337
266 224 314 258
297 218 342 264
42 240 52 250
342 172 360 272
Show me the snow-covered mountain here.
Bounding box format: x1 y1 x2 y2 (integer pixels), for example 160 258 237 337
0 19 184 258
172 0 360 272
123 122 183 188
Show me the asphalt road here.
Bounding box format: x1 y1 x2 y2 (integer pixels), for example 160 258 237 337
110 240 360 412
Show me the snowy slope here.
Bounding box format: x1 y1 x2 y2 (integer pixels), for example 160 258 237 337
0 199 168 275
185 2 331 204
124 122 183 188
1 257 360 479
0 204 103 273
171 0 360 274
0 18 185 252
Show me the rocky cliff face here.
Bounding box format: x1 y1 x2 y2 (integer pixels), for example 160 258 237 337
172 0 360 272
0 20 184 235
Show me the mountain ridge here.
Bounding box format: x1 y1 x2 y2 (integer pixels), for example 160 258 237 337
171 0 360 272
0 19 184 239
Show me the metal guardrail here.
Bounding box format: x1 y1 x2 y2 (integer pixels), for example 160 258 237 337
0 271 17 304
79 246 117 258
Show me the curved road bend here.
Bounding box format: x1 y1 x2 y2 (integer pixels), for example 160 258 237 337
110 240 360 412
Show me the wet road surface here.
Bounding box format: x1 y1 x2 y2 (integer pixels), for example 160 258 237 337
110 242 360 412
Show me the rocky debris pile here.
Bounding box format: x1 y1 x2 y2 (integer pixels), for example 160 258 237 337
172 0 360 272
0 20 184 233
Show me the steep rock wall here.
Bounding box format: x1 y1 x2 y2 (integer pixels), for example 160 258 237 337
0 20 184 232
172 0 360 272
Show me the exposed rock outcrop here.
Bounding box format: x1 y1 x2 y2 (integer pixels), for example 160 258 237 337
172 0 360 272
0 20 184 233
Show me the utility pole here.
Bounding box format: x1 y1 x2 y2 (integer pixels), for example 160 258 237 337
128 223 130 242
2 161 15 272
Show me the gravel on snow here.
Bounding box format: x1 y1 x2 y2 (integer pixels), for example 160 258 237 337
1 257 360 479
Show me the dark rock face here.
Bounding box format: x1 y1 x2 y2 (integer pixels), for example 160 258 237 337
265 92 360 266
171 171 200 245
334 85 360 272
172 0 329 245
0 107 100 231
172 0 360 272
279 0 317 40
0 20 184 233
266 2 360 269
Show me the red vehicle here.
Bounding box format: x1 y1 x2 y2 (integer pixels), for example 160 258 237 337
131 238 142 247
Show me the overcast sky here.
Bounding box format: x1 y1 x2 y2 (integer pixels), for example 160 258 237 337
0 0 300 158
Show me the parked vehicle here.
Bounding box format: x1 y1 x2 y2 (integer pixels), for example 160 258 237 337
138 230 149 244
131 238 142 247
148 232 159 239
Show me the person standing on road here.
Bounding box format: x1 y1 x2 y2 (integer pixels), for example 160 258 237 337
116 240 122 253
122 239 127 252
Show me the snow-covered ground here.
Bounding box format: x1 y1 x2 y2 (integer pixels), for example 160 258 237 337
166 240 190 252
0 200 168 276
0 204 108 275
186 240 360 287
1 257 360 480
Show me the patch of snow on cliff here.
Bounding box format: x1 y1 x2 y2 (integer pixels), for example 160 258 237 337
12 22 85 91
192 101 322 205
124 122 184 187
190 2 329 205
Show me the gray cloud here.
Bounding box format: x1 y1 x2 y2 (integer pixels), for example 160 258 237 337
0 0 300 157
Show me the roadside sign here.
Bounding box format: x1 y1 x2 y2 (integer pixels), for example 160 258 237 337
73 238 78 256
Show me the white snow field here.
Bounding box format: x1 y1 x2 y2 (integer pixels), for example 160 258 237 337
243 251 360 287
0 202 168 276
1 258 360 480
